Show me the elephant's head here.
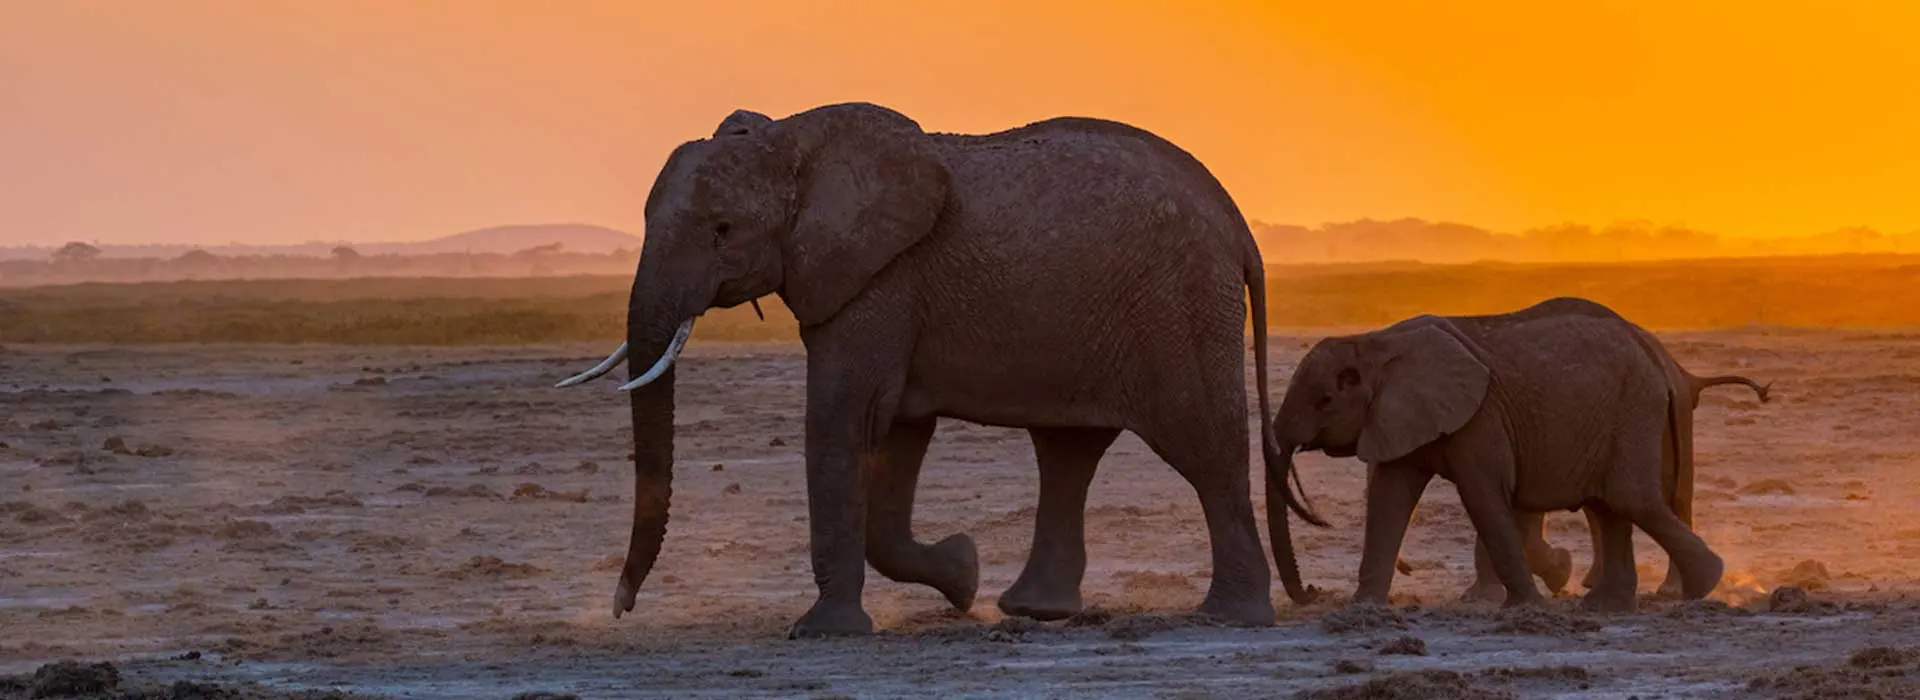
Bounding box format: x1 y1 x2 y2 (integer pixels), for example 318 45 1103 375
554 103 952 618
1277 323 1491 465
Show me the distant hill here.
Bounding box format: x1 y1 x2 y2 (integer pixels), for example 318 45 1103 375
1251 218 1920 264
387 224 641 255
0 223 641 261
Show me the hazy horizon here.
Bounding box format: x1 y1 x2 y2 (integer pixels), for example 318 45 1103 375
6 2 1920 248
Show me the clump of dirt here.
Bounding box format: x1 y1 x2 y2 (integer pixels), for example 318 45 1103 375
1746 646 1920 699
1739 479 1796 496
1330 659 1374 674
911 617 1052 644
336 530 414 553
1487 606 1602 636
1103 612 1213 641
424 484 501 500
1768 586 1840 614
1849 646 1919 669
1379 635 1428 655
1062 604 1153 628
256 494 363 514
440 555 548 580
83 499 152 522
2 659 121 696
510 483 588 503
1475 666 1593 683
215 518 275 540
1663 599 1752 620
1473 666 1595 694
1320 604 1409 634
1294 669 1515 700
1778 560 1834 591
4 501 65 525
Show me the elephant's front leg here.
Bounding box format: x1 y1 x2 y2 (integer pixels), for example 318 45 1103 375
865 418 980 611
787 370 901 639
998 427 1120 621
1451 469 1545 607
1354 462 1434 605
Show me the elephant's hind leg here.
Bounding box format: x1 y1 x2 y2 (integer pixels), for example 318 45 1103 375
866 418 980 612
1138 420 1275 626
998 427 1120 621
1610 423 1724 601
1582 503 1638 612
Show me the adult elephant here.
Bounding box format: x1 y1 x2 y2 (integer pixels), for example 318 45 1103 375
554 102 1325 638
1271 297 1730 611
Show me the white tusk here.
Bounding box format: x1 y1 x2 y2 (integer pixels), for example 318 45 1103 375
617 319 695 392
554 341 630 388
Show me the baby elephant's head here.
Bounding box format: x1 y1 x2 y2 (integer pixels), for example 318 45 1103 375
1275 323 1491 465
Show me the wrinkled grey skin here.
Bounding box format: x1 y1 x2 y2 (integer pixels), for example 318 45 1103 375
1458 329 1770 602
591 102 1323 638
1277 297 1732 612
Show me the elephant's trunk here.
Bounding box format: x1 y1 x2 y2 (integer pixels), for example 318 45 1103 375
610 264 704 618
1263 438 1314 605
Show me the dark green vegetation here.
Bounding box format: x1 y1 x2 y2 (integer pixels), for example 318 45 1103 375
2 256 1916 345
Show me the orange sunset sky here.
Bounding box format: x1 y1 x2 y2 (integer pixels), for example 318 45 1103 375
4 1 1919 247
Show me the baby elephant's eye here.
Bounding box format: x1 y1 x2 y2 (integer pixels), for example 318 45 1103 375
1314 395 1332 410
712 221 732 245
1336 367 1360 389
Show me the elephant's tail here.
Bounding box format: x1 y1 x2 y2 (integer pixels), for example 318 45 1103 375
1245 250 1325 606
1689 373 1771 404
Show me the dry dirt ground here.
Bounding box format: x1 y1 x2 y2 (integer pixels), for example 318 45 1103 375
3 330 1919 699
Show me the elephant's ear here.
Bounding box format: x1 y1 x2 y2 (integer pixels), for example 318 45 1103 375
779 105 949 326
1357 324 1491 464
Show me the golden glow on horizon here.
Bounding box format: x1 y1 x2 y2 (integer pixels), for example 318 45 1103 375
3 1 1918 246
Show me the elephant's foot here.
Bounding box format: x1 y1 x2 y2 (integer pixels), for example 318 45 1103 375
1580 588 1637 614
1675 552 1725 600
929 534 980 612
997 571 1082 621
786 600 874 639
1536 547 1574 595
1501 590 1547 609
1197 592 1277 627
867 533 981 613
1459 580 1506 604
997 589 1082 621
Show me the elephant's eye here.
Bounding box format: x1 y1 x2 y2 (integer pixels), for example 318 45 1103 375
1314 395 1332 410
712 221 732 245
1336 367 1360 389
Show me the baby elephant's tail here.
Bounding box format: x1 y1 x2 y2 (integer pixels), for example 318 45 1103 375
1691 373 1771 404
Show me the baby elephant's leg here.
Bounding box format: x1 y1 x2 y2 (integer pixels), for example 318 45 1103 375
1465 511 1572 602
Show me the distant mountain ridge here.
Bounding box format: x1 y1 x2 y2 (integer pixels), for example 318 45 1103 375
0 223 641 261
9 217 1920 264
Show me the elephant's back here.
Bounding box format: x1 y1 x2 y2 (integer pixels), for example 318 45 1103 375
931 118 1255 257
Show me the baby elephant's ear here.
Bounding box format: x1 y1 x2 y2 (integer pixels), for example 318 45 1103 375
1357 324 1491 464
713 109 772 137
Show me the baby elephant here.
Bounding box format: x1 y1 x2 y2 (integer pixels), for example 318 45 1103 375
1275 297 1729 611
1457 366 1768 604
